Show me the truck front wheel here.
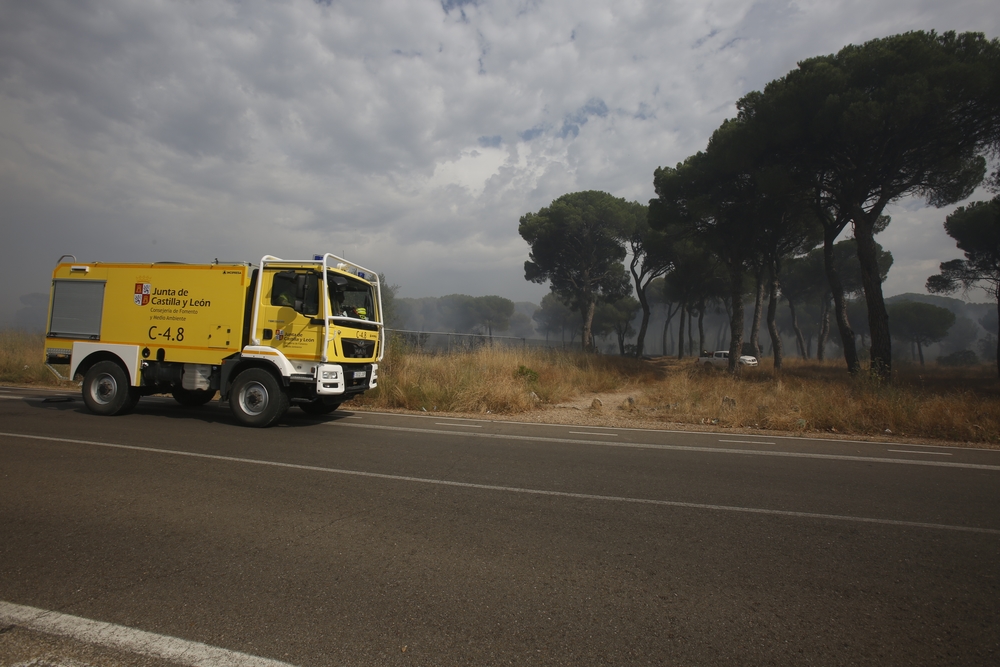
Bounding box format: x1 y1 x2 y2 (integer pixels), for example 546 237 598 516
230 368 289 427
82 361 135 416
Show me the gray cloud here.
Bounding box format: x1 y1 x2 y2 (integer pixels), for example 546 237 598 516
1 0 997 329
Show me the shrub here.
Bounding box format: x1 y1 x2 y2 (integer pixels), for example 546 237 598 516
937 350 978 366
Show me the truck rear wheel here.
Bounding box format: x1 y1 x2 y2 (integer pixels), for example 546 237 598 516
172 387 217 407
82 361 134 416
230 368 289 427
299 397 342 415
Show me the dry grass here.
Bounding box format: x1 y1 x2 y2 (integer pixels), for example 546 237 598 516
357 337 659 414
637 358 1000 443
360 339 1000 444
5 329 998 444
0 330 66 386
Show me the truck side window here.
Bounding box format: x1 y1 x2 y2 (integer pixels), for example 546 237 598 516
271 273 297 307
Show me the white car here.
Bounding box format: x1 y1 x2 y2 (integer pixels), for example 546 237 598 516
699 350 758 367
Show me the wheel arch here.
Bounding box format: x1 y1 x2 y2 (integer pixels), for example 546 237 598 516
73 350 133 384
219 357 286 400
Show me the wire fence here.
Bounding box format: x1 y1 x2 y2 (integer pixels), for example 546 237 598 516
384 328 579 353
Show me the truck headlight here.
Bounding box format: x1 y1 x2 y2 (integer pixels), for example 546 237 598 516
322 370 339 380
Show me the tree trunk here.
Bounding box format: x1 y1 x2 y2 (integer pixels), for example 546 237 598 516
822 225 861 374
996 298 1000 378
854 212 892 380
634 277 652 358
582 298 597 352
727 264 745 374
698 303 706 356
815 203 862 373
917 341 925 366
661 302 678 356
688 310 694 357
677 306 686 359
787 299 807 358
817 297 830 361
767 265 782 371
750 268 765 359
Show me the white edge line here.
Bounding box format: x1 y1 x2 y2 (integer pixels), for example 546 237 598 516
0 600 297 667
888 450 952 456
569 432 618 436
1 430 999 536
719 439 776 445
434 423 482 428
1 388 997 453
346 409 1000 453
328 423 1000 472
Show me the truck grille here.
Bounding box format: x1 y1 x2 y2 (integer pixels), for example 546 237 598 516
341 338 376 359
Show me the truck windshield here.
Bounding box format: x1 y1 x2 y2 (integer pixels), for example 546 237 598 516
328 272 376 322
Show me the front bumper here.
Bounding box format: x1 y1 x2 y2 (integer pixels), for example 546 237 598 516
316 363 378 395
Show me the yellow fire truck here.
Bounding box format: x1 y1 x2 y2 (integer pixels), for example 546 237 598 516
44 253 383 427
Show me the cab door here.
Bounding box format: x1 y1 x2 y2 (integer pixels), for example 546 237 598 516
258 270 323 361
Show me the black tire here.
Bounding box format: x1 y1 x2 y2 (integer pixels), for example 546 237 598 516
123 388 141 413
299 398 342 415
172 387 217 407
229 368 289 427
82 361 133 416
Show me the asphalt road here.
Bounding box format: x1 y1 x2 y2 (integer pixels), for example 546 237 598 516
1 385 999 666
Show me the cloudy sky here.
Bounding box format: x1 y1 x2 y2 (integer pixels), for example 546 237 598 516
1 0 997 328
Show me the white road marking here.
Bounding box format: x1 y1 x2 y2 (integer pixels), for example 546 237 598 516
326 423 1000 471
720 439 776 445
888 450 952 456
0 600 297 667
1 431 998 535
434 423 482 428
353 409 1000 453
569 432 618 436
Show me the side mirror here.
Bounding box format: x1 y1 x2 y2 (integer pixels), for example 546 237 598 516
295 273 319 316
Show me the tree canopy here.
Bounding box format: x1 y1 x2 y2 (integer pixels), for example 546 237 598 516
735 30 1000 378
519 191 632 351
887 301 956 365
926 196 1000 375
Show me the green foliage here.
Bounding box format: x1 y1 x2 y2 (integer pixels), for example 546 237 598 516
471 295 515 336
736 30 1000 378
593 295 641 355
888 300 956 365
927 196 1000 299
515 365 540 383
519 191 632 350
927 196 1000 376
532 292 578 342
